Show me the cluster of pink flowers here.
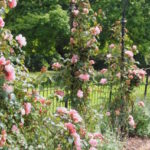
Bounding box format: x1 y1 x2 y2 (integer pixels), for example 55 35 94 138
77 90 83 98
8 0 17 9
2 83 13 93
128 115 136 128
55 90 65 99
90 26 101 36
100 68 107 74
0 130 7 147
125 50 134 58
11 125 19 133
138 101 145 107
52 62 62 70
16 34 27 47
79 73 90 82
0 56 15 81
100 78 107 85
0 17 5 28
21 102 32 116
109 43 115 49
71 54 79 64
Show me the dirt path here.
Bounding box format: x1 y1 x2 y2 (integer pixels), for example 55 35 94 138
123 137 150 150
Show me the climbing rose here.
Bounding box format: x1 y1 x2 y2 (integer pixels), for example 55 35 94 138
4 64 15 81
11 125 19 133
16 34 27 47
72 133 81 150
83 8 89 14
89 147 97 150
106 111 111 116
109 43 115 49
57 107 68 115
73 10 79 16
129 115 136 128
0 17 5 28
8 0 17 9
73 21 78 28
72 0 77 3
0 56 6 65
24 103 32 115
70 37 75 45
77 90 83 98
100 78 107 85
65 123 76 134
3 84 13 93
71 54 79 64
55 90 64 99
79 73 90 81
100 68 107 74
125 50 134 58
89 139 98 147
138 101 145 107
90 26 100 36
52 62 62 70
89 60 95 65
69 109 82 123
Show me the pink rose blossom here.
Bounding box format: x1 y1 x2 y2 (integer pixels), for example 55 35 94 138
57 107 68 115
90 26 100 36
39 98 46 105
71 54 79 64
4 64 15 81
70 37 75 45
109 44 115 49
0 17 5 28
71 28 76 33
89 60 95 65
100 78 107 85
11 125 19 133
93 133 103 140
138 69 146 80
125 50 134 58
52 62 62 70
73 21 78 28
24 102 32 115
83 8 89 14
55 90 64 99
73 10 79 16
69 109 82 123
89 139 98 147
138 101 145 107
77 90 83 98
0 56 6 65
65 122 76 134
16 34 27 47
129 115 136 128
3 84 13 93
89 147 98 150
71 0 77 3
100 68 107 74
79 73 90 82
8 0 17 8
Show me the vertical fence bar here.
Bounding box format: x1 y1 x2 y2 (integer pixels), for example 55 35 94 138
144 74 149 99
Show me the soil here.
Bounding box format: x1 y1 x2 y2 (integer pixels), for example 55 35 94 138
123 137 150 150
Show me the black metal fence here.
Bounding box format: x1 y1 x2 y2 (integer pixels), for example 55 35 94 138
27 77 149 113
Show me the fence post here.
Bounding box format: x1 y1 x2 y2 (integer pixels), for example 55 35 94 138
144 74 149 99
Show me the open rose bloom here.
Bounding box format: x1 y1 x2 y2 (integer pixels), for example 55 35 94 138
8 0 17 9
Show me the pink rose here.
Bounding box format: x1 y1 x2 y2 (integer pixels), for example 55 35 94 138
109 44 115 49
73 10 79 16
0 17 5 28
83 8 89 14
24 102 32 115
16 34 27 47
89 60 95 65
57 107 68 115
100 68 107 74
128 115 136 128
71 54 79 64
125 50 134 58
39 98 46 105
71 0 77 3
3 84 13 93
0 56 6 65
116 72 121 79
77 90 83 98
89 147 97 150
69 109 82 123
71 28 76 33
65 122 76 134
70 37 75 45
4 64 15 81
73 21 78 28
52 62 62 70
100 78 107 85
90 26 100 36
8 0 17 8
79 73 90 81
11 125 19 133
132 45 137 51
55 90 64 99
89 139 98 147
106 111 110 116
138 101 145 107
